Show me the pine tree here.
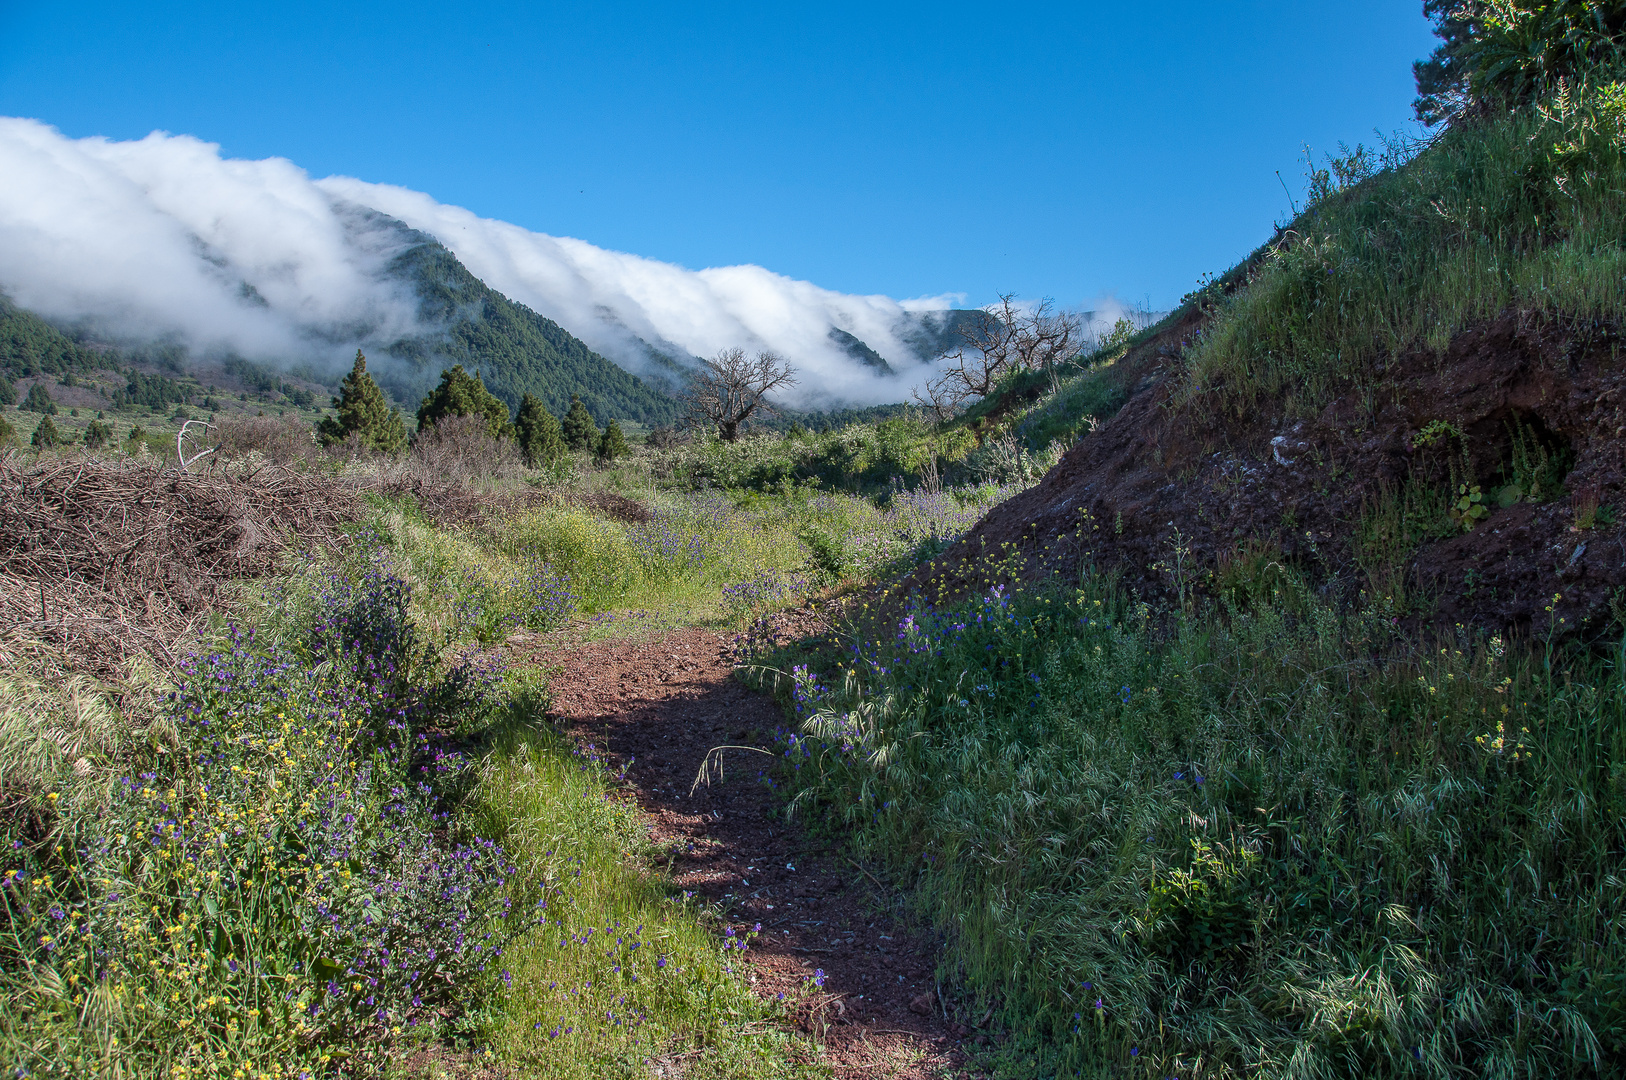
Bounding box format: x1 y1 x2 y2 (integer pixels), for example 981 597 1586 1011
514 393 565 467
21 383 56 415
0 414 14 446
82 418 114 449
31 414 61 448
318 351 407 452
561 394 598 452
595 419 630 464
417 365 513 438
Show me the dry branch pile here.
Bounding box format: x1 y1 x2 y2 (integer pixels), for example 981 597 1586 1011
0 451 653 676
0 454 360 673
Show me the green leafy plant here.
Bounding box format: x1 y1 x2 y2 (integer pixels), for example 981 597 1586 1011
1500 419 1572 504
1412 418 1464 448
1451 482 1491 529
798 526 849 586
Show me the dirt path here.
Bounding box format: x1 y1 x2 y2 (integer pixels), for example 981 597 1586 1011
516 626 975 1080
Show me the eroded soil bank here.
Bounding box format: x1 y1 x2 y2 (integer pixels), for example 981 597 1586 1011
514 626 978 1080
922 313 1626 638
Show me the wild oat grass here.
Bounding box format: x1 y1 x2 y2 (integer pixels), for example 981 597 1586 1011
1178 73 1626 417
760 563 1626 1077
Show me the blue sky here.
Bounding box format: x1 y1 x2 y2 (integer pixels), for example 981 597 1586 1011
0 1 1438 311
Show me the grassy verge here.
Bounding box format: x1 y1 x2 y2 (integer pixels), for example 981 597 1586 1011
752 564 1626 1077
468 698 817 1079
1178 72 1626 417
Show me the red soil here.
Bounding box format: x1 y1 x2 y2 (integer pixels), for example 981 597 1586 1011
518 626 978 1080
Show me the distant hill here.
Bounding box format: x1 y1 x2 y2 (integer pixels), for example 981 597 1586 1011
376 225 682 426
2 209 685 428
0 294 118 382
828 328 896 376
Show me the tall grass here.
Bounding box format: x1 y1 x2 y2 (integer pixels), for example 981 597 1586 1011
757 564 1626 1077
1179 74 1626 415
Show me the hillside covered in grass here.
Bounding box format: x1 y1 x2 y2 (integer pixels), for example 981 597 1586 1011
735 13 1626 1079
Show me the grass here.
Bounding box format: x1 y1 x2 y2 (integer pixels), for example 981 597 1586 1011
752 556 1626 1077
0 447 1037 1077
0 498 831 1079
467 693 820 1079
1176 72 1626 417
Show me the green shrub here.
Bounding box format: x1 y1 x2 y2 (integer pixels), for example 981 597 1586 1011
30 415 62 448
80 419 113 450
594 419 629 464
0 551 522 1077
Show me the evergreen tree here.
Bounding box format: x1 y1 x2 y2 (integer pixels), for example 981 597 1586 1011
595 419 630 464
417 365 513 438
0 375 13 407
317 350 408 452
561 394 598 451
82 418 114 449
0 414 14 446
31 414 61 448
514 393 565 467
21 383 56 415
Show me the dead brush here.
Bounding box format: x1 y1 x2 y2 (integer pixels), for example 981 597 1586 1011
0 451 359 674
215 412 323 467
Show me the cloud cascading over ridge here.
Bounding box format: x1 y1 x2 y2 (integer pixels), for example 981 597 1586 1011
0 117 968 405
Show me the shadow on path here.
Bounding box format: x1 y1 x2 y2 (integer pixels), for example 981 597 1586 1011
518 625 975 1080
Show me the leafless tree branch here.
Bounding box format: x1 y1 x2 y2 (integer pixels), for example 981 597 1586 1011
913 295 1085 418
684 348 798 442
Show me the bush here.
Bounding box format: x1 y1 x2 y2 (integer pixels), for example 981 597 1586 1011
80 419 113 450
217 413 320 466
29 415 62 448
409 414 525 485
594 419 629 464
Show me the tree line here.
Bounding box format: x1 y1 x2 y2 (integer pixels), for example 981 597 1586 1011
317 352 630 465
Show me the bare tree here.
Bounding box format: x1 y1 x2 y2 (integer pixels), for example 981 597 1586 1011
684 348 797 442
913 295 1084 418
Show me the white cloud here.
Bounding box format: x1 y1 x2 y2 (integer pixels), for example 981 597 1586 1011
0 117 975 406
